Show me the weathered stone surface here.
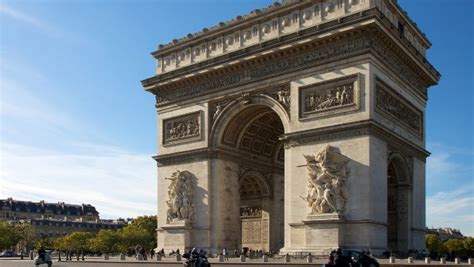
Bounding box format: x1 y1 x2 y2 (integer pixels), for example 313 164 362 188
143 0 439 256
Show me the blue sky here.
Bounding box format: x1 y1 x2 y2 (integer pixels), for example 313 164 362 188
0 0 472 235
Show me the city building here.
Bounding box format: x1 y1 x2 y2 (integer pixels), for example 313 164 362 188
427 228 466 241
0 198 128 237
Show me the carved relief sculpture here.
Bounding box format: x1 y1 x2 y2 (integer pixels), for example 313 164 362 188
163 112 201 145
300 74 360 119
165 170 193 223
375 79 423 137
299 145 350 214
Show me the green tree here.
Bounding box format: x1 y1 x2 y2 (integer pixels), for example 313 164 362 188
35 237 55 250
14 223 36 252
0 222 21 250
122 216 157 250
89 230 119 253
464 237 474 257
444 239 465 256
117 226 150 252
61 232 93 254
426 234 442 253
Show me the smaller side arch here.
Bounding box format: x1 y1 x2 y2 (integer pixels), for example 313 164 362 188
387 152 411 186
239 170 272 199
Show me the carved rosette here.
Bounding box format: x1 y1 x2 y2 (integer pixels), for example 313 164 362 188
299 145 350 215
163 111 201 146
165 170 194 223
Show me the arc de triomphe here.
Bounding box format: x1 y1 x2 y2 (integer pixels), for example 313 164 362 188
142 0 439 255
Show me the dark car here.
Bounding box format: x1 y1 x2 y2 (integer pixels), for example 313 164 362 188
0 250 17 257
323 250 380 267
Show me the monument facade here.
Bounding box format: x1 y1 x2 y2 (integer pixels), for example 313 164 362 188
142 0 440 255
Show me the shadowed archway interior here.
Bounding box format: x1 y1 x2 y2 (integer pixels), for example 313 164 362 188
220 105 285 252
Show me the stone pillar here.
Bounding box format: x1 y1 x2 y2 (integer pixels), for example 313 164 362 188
262 255 268 262
389 256 395 263
440 257 446 264
307 254 313 263
285 253 291 263
407 256 413 263
120 253 125 260
240 255 246 262
425 257 430 264
468 258 473 265
455 257 461 264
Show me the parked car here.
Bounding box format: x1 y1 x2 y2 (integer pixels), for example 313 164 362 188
323 249 379 267
0 250 17 257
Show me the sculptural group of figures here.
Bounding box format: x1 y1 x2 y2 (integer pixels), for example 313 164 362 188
306 84 352 112
166 170 193 223
166 119 199 141
301 145 350 214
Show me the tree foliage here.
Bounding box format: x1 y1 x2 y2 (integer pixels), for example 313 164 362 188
426 235 474 257
0 222 21 250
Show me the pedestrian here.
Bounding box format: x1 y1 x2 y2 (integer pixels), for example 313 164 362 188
150 248 155 259
223 247 229 261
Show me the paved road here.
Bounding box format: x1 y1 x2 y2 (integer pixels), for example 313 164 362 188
0 258 470 267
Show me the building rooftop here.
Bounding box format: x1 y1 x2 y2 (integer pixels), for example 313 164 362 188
0 197 99 217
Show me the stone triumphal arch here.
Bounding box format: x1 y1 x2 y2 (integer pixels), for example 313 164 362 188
142 0 439 255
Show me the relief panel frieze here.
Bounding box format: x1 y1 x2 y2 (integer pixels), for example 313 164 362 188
375 78 423 138
163 111 202 146
299 74 361 119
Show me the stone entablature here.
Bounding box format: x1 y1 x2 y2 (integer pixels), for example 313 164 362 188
146 27 433 108
153 0 429 75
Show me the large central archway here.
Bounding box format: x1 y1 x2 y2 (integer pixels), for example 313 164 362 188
211 99 286 253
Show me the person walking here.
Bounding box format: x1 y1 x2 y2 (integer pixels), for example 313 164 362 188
223 247 229 261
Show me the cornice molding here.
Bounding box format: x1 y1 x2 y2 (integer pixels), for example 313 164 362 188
153 119 429 167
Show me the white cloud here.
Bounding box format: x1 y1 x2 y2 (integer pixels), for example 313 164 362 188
0 4 95 47
0 4 58 34
427 186 474 237
0 143 156 219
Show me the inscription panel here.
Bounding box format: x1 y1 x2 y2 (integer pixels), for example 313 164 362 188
299 74 360 119
375 78 423 138
163 111 202 146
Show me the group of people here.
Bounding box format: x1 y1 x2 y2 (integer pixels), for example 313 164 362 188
132 245 157 260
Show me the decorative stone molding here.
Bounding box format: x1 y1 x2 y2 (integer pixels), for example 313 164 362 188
375 78 423 138
299 74 360 120
163 111 202 146
154 34 371 106
280 119 429 159
299 145 350 214
154 0 428 75
165 170 194 223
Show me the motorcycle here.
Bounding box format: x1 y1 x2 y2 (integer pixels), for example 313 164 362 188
34 253 52 267
183 248 211 267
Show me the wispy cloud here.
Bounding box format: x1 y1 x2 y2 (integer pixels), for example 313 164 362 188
0 4 58 34
0 143 156 219
0 4 95 47
427 186 474 236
